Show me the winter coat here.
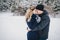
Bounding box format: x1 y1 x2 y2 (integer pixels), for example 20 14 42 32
26 10 50 39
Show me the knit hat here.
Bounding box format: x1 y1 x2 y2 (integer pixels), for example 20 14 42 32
36 4 44 11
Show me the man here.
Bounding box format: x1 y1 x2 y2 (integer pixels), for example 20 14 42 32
27 4 50 40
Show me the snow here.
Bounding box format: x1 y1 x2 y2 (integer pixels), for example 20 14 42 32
48 18 60 40
0 12 60 40
0 12 13 16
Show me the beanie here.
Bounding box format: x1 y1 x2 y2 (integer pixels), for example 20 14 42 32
36 4 44 11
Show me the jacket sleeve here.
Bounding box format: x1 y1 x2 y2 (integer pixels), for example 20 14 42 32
26 14 38 29
32 15 50 31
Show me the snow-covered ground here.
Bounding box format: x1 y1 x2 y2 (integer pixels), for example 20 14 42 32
0 12 13 16
0 12 60 40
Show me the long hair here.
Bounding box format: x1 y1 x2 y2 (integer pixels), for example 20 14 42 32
25 6 35 21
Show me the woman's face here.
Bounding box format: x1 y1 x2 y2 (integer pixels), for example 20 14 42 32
33 9 43 15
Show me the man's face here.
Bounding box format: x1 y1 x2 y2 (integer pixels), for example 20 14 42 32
33 9 43 15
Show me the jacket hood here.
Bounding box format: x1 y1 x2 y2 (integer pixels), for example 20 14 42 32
43 10 48 15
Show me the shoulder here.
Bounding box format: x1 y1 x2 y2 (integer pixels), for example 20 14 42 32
41 14 50 21
41 10 49 19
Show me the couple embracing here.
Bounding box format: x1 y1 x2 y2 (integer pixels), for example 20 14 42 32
25 4 50 40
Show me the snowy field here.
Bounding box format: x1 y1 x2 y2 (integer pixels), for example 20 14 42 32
0 12 60 40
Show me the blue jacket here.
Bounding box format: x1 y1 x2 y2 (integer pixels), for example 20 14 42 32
26 10 50 39
26 14 40 29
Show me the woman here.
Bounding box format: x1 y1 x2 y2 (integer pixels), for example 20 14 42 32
25 5 42 40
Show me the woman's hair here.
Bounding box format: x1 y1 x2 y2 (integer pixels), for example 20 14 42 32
25 6 35 20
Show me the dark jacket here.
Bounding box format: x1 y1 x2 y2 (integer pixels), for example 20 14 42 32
26 10 50 39
26 14 39 29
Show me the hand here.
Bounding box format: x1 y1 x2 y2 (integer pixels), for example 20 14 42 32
33 9 38 14
27 27 31 32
